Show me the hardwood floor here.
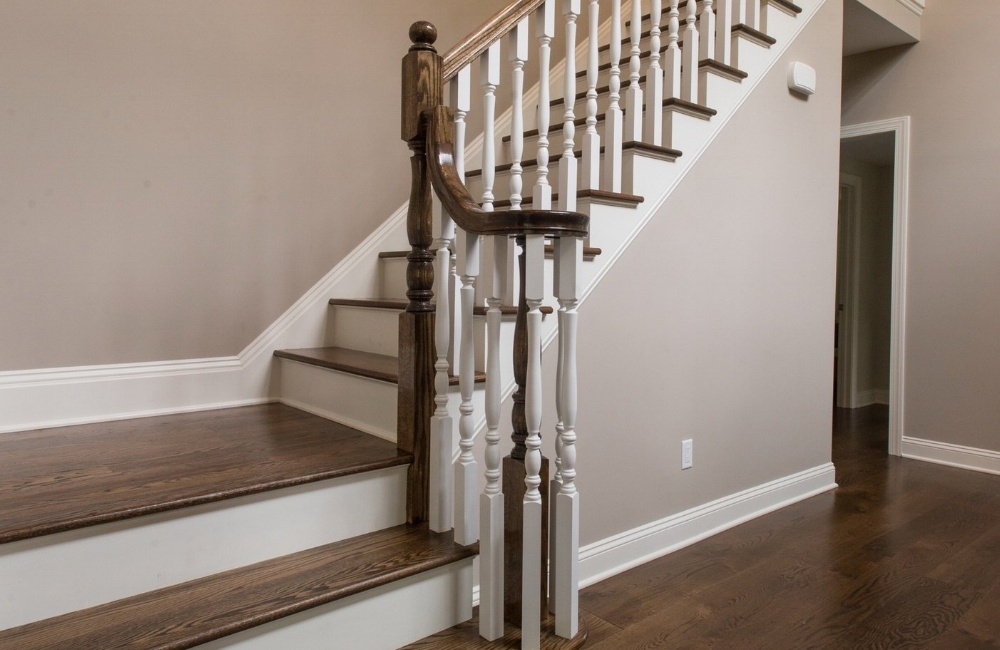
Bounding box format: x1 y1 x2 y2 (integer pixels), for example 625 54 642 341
577 405 1000 649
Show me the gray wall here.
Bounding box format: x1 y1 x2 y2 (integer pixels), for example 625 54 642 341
842 1 1000 452
0 0 507 371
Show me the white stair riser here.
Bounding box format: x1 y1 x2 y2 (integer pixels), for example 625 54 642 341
379 256 409 301
277 358 399 441
0 466 407 630
328 305 400 356
196 561 473 650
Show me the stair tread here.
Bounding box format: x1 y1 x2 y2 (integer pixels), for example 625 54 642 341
0 403 410 545
275 346 486 384
490 188 644 210
0 522 475 650
467 141 680 177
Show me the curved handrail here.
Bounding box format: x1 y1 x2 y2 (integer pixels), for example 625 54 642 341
423 106 589 238
442 0 548 82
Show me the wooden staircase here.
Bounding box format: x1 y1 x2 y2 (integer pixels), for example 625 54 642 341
0 0 811 647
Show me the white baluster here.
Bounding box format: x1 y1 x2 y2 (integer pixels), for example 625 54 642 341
480 43 501 212
680 0 699 103
700 0 716 62
455 226 480 547
645 0 664 145
624 0 643 143
715 0 733 65
664 0 681 100
559 0 581 213
510 18 530 211
479 234 508 641
534 0 555 209
520 234 546 650
603 0 623 191
553 236 581 639
448 66 471 371
735 0 760 30
580 0 601 190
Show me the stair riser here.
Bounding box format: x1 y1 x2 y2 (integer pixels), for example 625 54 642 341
277 358 399 440
328 305 400 357
379 256 409 301
0 466 407 630
196 561 473 650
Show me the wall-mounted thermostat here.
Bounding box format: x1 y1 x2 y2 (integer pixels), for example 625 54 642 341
788 61 816 96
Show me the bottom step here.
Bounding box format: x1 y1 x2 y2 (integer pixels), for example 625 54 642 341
1 524 477 650
402 612 591 650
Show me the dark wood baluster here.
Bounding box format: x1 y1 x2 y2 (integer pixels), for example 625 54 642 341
503 236 549 626
400 22 443 524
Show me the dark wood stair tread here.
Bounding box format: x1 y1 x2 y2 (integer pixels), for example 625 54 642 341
490 189 644 210
733 23 778 45
275 347 486 384
467 142 680 178
0 523 475 650
0 403 410 545
329 298 554 316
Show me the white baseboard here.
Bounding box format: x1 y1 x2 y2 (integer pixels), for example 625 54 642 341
853 388 889 408
901 437 1000 476
578 463 837 587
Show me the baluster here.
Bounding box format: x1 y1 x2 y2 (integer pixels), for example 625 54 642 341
699 0 716 62
521 233 546 650
644 0 664 145
603 0 623 192
454 225 480 547
534 0 555 209
510 19 530 211
480 43 501 213
448 67 471 372
480 233 508 641
735 0 760 30
664 0 681 100
624 0 643 143
680 0 699 103
552 236 581 639
580 0 600 191
715 0 733 65
429 68 470 534
559 0 581 212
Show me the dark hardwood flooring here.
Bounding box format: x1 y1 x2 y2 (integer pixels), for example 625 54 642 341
578 405 1000 649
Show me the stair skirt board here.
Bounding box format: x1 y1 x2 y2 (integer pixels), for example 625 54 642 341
0 466 407 630
196 560 474 650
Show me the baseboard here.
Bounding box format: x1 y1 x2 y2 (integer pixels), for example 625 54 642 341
853 388 889 408
901 437 1000 476
578 463 837 587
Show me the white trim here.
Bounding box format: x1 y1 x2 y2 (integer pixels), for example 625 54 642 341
901 437 1000 476
854 388 889 407
897 0 924 16
578 463 837 587
840 117 910 457
837 173 863 409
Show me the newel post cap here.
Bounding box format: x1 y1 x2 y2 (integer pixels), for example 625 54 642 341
409 21 438 51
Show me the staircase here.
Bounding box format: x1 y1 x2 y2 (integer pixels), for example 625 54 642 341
0 0 820 647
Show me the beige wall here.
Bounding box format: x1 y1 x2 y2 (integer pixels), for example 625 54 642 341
571 0 843 544
842 1 1000 452
0 0 507 371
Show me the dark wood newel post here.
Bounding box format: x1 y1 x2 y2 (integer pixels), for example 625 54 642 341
399 21 443 524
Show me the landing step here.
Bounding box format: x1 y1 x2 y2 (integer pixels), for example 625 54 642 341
0 403 409 545
0 523 475 650
328 298 557 316
275 347 485 384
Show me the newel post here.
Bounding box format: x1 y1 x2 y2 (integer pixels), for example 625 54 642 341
400 22 443 524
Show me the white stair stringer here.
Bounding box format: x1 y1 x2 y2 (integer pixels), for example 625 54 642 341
0 466 407 631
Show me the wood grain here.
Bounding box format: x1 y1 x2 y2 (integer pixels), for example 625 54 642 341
0 523 475 650
0 404 410 545
274 346 485 385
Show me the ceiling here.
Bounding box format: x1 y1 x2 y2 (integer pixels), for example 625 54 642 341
843 0 920 56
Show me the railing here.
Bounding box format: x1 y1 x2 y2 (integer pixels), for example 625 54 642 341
400 1 767 647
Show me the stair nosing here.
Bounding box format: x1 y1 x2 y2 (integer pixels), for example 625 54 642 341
275 346 487 384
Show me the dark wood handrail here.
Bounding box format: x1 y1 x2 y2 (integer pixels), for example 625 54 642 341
424 106 589 238
441 0 548 82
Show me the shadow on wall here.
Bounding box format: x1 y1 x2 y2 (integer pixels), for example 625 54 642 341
841 44 915 116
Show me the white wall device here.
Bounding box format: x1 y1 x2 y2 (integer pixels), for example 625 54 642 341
787 61 816 96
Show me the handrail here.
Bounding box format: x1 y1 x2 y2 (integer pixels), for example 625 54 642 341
442 0 548 82
424 106 589 238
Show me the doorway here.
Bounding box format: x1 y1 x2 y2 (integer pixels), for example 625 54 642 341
838 118 910 456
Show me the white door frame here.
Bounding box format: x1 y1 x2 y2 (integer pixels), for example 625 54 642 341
840 116 910 457
836 173 862 409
